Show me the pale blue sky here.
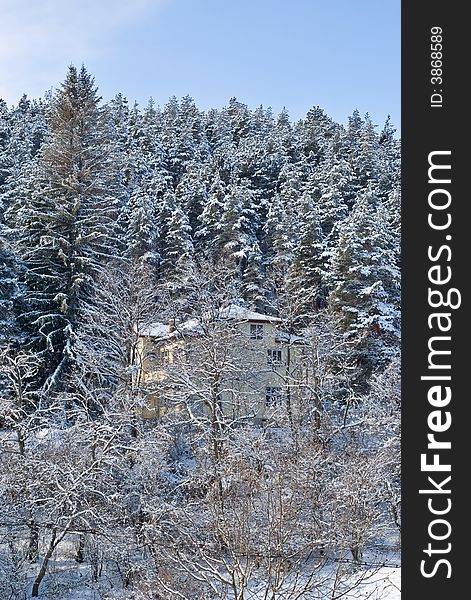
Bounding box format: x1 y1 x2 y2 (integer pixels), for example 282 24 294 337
0 0 400 130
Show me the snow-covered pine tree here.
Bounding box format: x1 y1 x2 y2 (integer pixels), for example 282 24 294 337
175 161 210 240
125 186 160 266
1 96 48 228
315 150 351 238
340 111 381 207
226 97 252 145
195 172 227 250
328 185 400 380
285 196 327 327
0 100 11 191
355 113 380 188
4 95 48 175
296 105 336 165
0 239 22 347
1 97 47 349
377 115 401 201
109 94 172 269
203 106 235 157
265 162 305 268
163 199 195 274
219 179 261 276
161 95 208 185
272 107 299 163
10 66 120 392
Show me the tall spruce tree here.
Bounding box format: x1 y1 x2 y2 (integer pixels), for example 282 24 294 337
0 100 11 191
328 186 400 378
175 161 210 240
265 163 305 268
160 194 195 274
10 66 119 392
286 198 327 326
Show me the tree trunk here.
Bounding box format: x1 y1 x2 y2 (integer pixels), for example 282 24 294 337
75 533 85 563
26 517 39 562
31 529 57 597
286 347 294 432
350 544 362 564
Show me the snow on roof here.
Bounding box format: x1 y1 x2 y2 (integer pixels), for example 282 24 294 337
139 322 169 338
178 318 204 335
140 318 203 339
214 304 281 323
140 305 281 339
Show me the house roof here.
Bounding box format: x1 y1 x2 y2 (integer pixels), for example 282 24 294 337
140 322 169 338
211 304 282 323
139 318 203 340
140 305 281 339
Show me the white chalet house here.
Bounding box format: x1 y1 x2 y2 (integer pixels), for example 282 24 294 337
134 305 308 425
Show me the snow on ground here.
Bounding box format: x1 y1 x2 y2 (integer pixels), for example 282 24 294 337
341 565 401 600
17 535 400 599
27 555 400 599
338 546 401 600
30 568 401 600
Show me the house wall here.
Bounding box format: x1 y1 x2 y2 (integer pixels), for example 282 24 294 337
135 321 306 423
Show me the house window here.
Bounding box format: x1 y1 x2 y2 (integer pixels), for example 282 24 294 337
160 348 171 364
265 386 282 407
267 349 282 365
250 324 264 339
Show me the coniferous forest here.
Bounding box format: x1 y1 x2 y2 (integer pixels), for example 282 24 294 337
0 66 401 599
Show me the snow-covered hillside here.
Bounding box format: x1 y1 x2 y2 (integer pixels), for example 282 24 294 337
0 66 400 598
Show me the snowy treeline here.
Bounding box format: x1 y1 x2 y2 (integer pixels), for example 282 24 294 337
0 66 400 599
